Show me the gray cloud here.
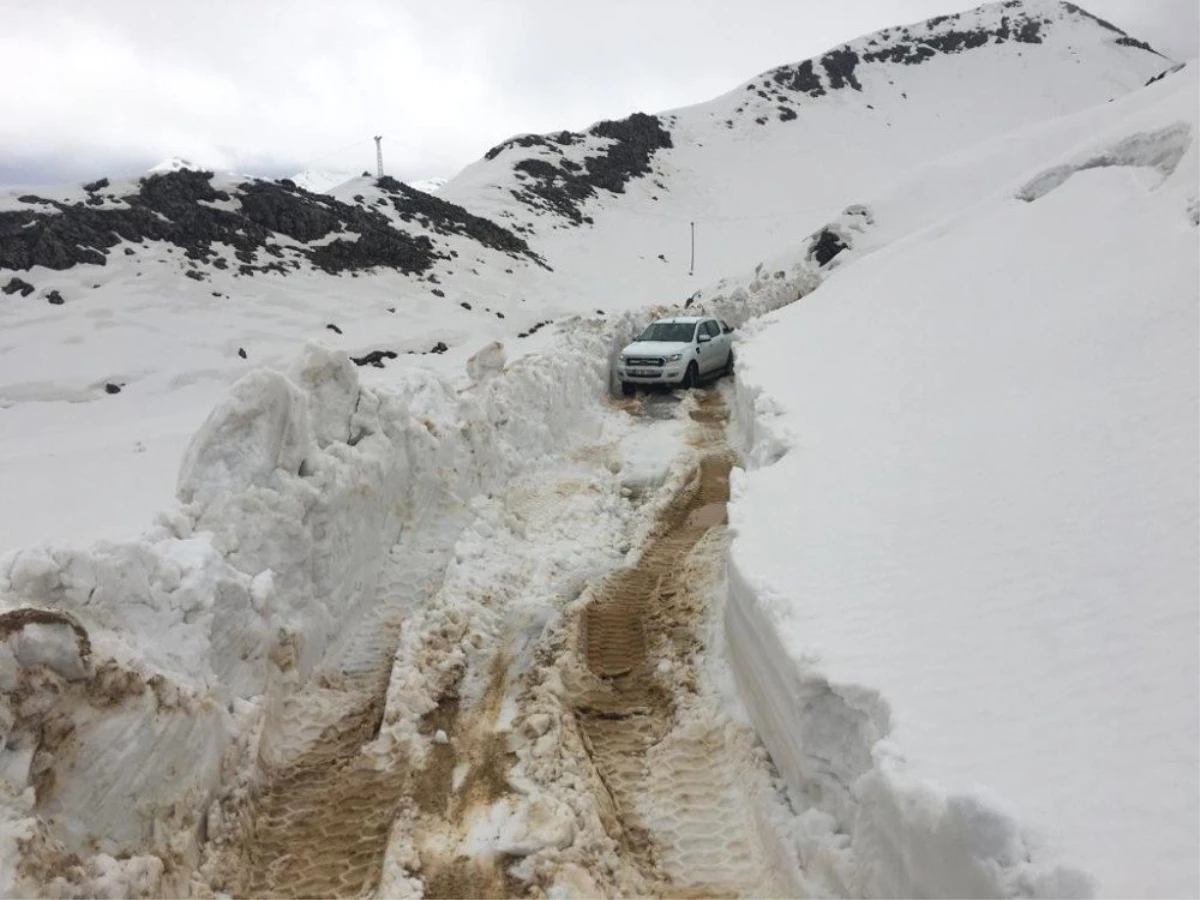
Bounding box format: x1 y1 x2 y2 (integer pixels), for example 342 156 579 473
0 0 1193 188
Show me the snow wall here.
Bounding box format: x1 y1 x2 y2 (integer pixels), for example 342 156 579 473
0 255 816 895
727 371 1104 899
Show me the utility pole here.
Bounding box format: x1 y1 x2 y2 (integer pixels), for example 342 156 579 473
374 135 384 177
689 221 695 276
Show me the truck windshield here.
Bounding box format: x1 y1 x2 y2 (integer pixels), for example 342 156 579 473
637 322 696 343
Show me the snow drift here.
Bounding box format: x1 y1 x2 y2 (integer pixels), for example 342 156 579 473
724 63 1198 898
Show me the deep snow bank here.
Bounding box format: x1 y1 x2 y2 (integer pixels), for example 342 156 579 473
0 239 817 894
724 70 1198 897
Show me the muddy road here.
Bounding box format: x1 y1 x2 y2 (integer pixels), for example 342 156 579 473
200 389 799 899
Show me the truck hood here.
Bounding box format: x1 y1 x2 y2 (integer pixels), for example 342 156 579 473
621 340 691 357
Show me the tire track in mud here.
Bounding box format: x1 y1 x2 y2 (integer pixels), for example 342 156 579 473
212 619 407 898
221 634 519 900
202 536 461 899
566 391 782 898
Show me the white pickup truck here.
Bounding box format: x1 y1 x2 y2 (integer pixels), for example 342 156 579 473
615 316 734 395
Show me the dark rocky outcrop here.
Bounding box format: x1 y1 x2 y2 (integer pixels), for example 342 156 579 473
758 1 1162 116
484 131 582 161
374 178 542 263
517 319 552 339
3 277 34 296
495 112 673 225
1062 3 1166 56
770 60 824 96
0 170 466 278
1144 63 1185 86
809 229 848 266
46 290 64 305
351 349 398 367
822 48 863 91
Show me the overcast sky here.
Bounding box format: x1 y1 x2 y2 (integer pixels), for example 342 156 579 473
1 0 1194 187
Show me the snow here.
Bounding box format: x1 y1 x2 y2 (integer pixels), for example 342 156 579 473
288 168 356 193
147 157 200 174
0 2 1194 896
287 170 444 194
406 176 447 194
726 64 1198 898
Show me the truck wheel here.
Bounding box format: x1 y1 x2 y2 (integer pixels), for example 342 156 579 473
681 362 698 390
621 381 635 397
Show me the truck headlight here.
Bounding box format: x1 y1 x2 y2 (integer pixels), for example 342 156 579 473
666 353 682 362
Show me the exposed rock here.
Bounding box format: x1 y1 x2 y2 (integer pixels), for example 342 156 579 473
484 131 582 161
45 290 64 305
517 319 552 339
326 323 343 335
824 50 861 90
375 178 542 263
0 170 443 278
83 178 109 193
809 228 848 266
3 277 34 296
504 112 673 225
104 383 122 394
770 59 824 96
351 349 398 368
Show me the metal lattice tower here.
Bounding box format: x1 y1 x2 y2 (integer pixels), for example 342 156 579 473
374 136 383 177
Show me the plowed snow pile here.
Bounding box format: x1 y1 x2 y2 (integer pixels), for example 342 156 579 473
0 255 814 896
726 64 1198 898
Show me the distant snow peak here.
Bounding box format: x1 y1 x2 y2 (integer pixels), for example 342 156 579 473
756 0 1169 105
148 156 200 174
406 176 446 194
289 169 356 194
286 171 444 195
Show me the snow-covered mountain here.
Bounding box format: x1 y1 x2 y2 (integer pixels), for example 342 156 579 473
406 175 446 194
0 1 1194 897
147 156 201 174
287 167 356 193
287 169 447 194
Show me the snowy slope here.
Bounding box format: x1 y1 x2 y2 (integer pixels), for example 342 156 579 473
727 64 1198 897
441 0 1171 295
288 168 356 193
